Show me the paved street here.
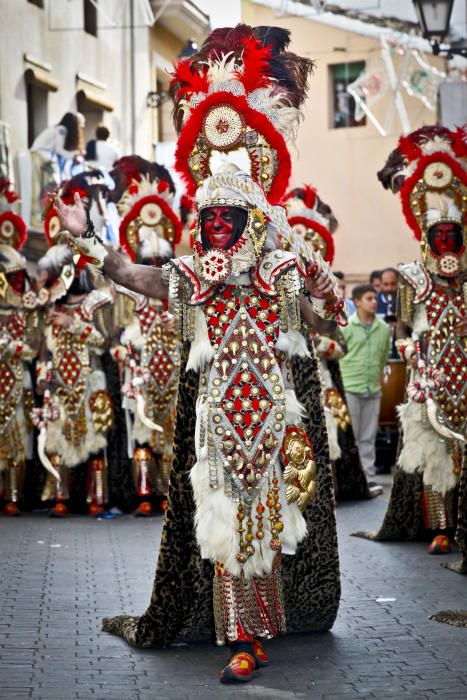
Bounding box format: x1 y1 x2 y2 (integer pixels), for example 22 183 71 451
1 482 466 700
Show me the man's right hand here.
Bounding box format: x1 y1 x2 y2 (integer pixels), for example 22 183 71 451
53 192 87 237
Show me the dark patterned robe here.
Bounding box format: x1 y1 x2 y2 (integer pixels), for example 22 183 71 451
102 341 341 646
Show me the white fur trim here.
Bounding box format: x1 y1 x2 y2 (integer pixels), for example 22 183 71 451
319 359 333 390
190 395 307 578
413 303 429 335
89 369 106 393
285 389 306 424
121 318 144 350
45 399 107 468
190 454 307 579
397 401 459 495
186 308 214 372
324 406 341 461
276 329 311 358
139 229 173 261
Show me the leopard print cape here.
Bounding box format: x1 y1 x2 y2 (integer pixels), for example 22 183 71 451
353 436 466 575
102 340 341 646
327 359 370 501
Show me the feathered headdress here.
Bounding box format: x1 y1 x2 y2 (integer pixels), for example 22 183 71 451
169 24 314 204
284 186 337 265
110 156 182 262
377 125 466 239
377 125 466 276
0 176 27 251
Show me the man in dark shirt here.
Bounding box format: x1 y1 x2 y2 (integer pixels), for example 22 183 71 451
376 267 398 320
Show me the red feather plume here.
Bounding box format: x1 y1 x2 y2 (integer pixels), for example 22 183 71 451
61 187 89 206
451 125 467 159
398 135 422 162
235 36 272 93
0 211 27 250
169 59 209 100
302 185 317 210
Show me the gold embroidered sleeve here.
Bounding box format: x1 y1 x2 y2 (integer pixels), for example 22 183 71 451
397 280 415 326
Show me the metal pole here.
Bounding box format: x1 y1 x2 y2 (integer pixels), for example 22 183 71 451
130 0 136 152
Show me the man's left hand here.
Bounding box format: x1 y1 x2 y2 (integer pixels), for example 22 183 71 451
305 268 334 299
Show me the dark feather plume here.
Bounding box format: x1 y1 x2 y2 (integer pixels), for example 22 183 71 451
377 148 406 191
378 125 456 192
109 156 175 203
169 24 315 132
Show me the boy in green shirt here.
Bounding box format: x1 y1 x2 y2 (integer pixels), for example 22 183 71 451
339 284 390 481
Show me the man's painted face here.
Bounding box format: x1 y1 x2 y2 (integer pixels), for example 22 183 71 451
430 222 459 255
203 206 235 250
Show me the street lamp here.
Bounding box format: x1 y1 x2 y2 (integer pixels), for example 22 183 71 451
412 0 467 57
412 0 453 39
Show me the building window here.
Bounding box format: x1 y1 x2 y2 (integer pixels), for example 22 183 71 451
26 83 49 147
330 61 366 129
28 0 44 7
84 0 98 37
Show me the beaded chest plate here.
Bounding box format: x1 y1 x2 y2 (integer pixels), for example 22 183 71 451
425 282 466 433
203 285 286 499
0 312 25 431
138 302 180 418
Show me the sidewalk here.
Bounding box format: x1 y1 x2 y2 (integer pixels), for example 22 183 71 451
0 485 465 700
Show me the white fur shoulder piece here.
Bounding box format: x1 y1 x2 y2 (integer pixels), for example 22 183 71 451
186 307 214 371
398 261 432 304
251 249 297 297
81 289 114 321
114 285 147 311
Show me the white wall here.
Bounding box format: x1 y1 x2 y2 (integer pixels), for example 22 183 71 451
194 0 242 28
0 0 152 159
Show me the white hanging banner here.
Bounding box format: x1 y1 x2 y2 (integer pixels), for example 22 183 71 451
402 50 446 111
347 57 389 136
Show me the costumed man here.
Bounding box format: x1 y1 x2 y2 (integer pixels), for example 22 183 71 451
110 156 183 514
54 25 347 683
284 185 371 500
37 183 114 517
354 125 466 570
0 177 41 515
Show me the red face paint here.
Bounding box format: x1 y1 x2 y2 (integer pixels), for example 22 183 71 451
203 206 235 250
432 223 458 255
7 270 26 294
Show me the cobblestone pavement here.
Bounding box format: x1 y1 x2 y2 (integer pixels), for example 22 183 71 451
1 482 466 700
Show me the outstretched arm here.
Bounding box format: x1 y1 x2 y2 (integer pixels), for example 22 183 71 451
102 249 167 299
53 193 167 300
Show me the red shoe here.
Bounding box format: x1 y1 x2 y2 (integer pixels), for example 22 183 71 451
49 503 68 518
4 502 19 517
133 501 153 517
88 504 105 517
220 652 256 684
253 639 269 668
428 535 451 554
